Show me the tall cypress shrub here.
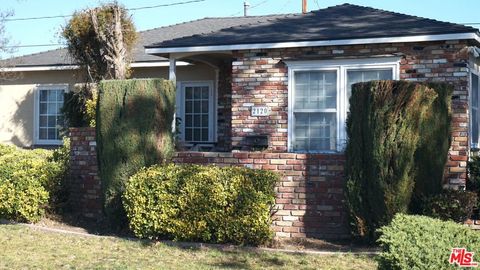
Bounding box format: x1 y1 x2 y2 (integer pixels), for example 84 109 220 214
345 81 436 242
411 83 453 212
96 79 175 226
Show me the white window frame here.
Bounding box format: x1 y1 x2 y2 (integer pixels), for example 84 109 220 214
33 84 69 145
470 69 480 149
176 80 216 143
286 57 400 153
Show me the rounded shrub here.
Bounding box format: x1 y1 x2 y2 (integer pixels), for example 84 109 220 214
0 143 68 222
422 190 477 223
377 214 480 270
123 164 278 245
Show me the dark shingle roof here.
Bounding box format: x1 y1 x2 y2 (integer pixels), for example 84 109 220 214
147 3 479 49
8 14 287 67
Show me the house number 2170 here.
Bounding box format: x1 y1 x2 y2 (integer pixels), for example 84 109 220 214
251 106 271 116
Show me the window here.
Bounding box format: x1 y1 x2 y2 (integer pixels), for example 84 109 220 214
287 58 399 152
176 81 215 143
471 73 479 148
34 85 67 145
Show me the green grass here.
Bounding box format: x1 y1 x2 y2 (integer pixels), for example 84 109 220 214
0 224 376 269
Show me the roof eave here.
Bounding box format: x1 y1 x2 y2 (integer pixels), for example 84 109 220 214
0 61 192 72
145 32 480 55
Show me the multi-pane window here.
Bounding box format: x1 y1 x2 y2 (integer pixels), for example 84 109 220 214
287 59 398 152
178 82 214 143
184 86 210 142
37 88 65 144
346 69 393 100
471 73 479 148
293 71 337 151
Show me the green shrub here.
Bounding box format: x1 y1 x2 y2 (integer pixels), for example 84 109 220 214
411 83 453 211
123 164 278 245
62 84 95 128
467 155 480 192
377 214 480 270
345 81 437 242
0 143 67 222
422 190 477 223
97 79 175 226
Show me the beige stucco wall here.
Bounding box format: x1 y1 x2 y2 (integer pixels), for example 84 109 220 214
0 63 216 147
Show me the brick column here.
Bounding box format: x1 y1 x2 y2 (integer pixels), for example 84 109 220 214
69 127 103 219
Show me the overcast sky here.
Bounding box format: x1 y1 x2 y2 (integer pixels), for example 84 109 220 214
3 0 479 57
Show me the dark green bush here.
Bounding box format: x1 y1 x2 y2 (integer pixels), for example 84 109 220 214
123 164 278 245
411 83 453 211
97 79 175 226
377 214 480 270
467 155 480 192
345 81 437 242
0 143 68 222
62 84 95 128
422 190 477 223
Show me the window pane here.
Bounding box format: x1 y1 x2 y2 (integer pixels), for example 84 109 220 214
347 69 392 99
294 70 337 110
40 90 48 102
47 128 56 140
40 103 47 114
39 116 48 127
185 115 192 127
185 87 193 99
47 116 56 127
185 128 192 141
39 128 48 140
472 73 479 146
293 112 336 152
201 87 209 99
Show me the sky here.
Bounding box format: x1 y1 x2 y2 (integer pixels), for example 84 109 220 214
2 0 479 57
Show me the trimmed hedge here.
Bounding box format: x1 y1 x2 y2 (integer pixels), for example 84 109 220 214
345 80 437 242
377 214 480 270
123 164 278 245
0 141 69 222
411 83 453 212
97 79 175 226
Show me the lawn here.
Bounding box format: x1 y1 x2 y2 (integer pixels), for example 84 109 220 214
0 224 377 270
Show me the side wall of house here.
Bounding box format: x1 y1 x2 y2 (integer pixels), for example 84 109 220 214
231 40 470 188
0 63 217 148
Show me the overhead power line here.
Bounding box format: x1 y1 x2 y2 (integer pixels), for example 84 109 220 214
5 44 64 48
4 0 206 22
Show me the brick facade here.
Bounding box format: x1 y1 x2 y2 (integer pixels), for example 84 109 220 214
173 151 349 239
69 127 102 219
231 40 471 188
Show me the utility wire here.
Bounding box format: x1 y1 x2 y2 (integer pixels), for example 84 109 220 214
4 0 206 22
5 44 64 48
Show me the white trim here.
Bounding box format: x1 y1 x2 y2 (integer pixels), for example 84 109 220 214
145 33 480 54
287 58 400 153
1 61 191 72
176 80 216 143
33 84 69 145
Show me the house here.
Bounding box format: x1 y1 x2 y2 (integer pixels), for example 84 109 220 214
4 3 480 238
0 15 285 148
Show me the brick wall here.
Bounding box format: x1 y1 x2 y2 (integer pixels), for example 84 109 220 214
231 40 471 188
69 127 102 219
173 151 349 239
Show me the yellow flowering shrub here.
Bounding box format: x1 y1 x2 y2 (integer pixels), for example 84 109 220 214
123 164 278 245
